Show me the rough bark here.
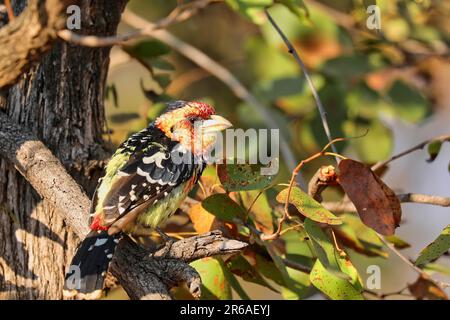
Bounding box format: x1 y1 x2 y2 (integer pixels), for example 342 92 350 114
0 0 79 88
0 0 127 299
111 231 247 300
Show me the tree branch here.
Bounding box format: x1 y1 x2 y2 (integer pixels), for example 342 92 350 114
0 112 247 299
264 9 339 162
322 193 450 213
0 111 91 236
57 0 219 47
110 230 247 300
372 134 450 171
0 0 79 88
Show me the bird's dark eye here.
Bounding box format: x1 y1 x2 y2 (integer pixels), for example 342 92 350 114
187 116 199 124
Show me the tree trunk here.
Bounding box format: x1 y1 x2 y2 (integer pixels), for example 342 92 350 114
0 0 126 299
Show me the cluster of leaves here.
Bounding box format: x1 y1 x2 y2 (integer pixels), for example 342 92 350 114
179 147 449 300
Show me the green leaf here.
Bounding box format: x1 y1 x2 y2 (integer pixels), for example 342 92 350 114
124 40 170 59
427 140 443 162
387 80 430 123
221 259 250 300
304 219 340 272
225 0 273 24
226 255 278 292
423 263 450 277
150 59 175 71
201 194 246 222
322 55 372 85
153 74 171 89
190 258 232 300
277 187 342 225
310 260 364 300
275 0 309 19
335 214 388 258
218 163 275 192
240 190 274 233
385 235 411 249
415 224 450 266
281 267 313 300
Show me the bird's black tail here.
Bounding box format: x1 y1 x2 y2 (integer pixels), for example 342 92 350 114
63 230 121 299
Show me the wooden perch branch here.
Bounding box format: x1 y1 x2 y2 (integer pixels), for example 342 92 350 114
0 0 79 88
0 112 247 299
111 231 247 300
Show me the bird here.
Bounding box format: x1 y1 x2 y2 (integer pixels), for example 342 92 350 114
63 100 232 299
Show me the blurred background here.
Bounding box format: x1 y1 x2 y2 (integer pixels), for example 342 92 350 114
103 0 450 299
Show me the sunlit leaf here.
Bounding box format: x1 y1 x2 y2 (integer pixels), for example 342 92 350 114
333 219 388 258
240 190 274 233
310 260 364 300
277 187 342 225
190 258 232 300
225 0 273 24
304 219 340 272
415 224 450 266
201 194 246 222
426 139 447 162
385 235 411 249
275 0 309 19
218 163 275 192
281 267 313 300
423 263 450 277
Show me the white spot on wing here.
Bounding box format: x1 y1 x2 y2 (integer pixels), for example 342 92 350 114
142 152 168 168
94 238 108 247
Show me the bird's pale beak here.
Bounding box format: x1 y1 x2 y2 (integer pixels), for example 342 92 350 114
199 115 233 133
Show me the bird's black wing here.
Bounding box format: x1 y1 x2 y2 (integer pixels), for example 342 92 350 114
93 126 202 229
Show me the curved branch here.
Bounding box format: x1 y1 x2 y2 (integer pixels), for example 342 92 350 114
0 0 79 88
57 0 219 47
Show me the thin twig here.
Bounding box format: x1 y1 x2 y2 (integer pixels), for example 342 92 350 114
378 234 448 292
322 193 450 212
264 9 339 162
372 134 450 171
121 8 306 189
58 0 219 47
261 138 344 241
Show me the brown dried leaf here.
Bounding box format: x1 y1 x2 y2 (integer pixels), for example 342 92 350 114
408 276 448 300
338 159 402 236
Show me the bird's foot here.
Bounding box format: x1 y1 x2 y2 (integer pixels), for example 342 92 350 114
155 227 176 255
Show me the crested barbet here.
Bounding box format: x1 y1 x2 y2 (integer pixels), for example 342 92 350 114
63 101 232 299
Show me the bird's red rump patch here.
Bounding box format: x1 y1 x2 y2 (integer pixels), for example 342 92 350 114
90 215 109 231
